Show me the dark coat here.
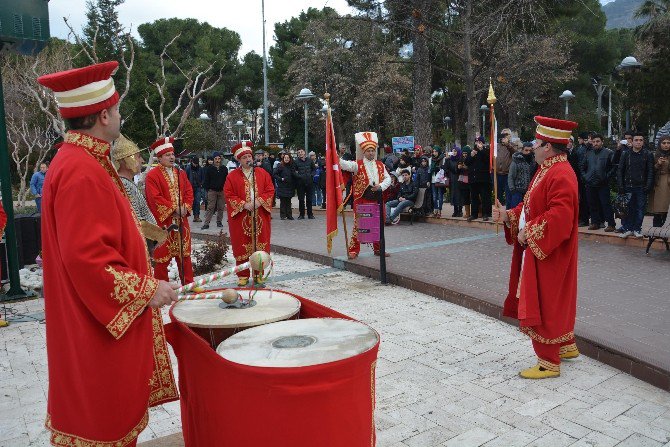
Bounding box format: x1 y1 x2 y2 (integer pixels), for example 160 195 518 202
465 146 491 184
397 180 419 202
293 156 316 188
618 148 655 192
185 163 204 189
202 164 228 191
580 147 614 187
273 162 296 198
508 152 538 194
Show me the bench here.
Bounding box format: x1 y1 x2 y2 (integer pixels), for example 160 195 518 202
643 203 670 254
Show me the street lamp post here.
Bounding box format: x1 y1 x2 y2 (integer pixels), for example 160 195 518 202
559 90 575 119
443 116 452 148
479 105 489 136
616 56 642 132
295 88 316 152
235 120 244 143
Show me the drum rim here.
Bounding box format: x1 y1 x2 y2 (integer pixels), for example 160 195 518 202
171 290 301 329
215 317 380 367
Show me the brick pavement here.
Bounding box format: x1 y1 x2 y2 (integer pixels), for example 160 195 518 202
192 207 670 390
2 254 669 447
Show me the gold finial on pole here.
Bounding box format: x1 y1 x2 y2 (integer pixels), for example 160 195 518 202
487 78 497 105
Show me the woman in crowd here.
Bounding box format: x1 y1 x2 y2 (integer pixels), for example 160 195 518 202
430 147 446 217
415 156 432 214
648 135 670 226
457 146 472 218
445 146 463 217
274 152 297 220
507 142 537 208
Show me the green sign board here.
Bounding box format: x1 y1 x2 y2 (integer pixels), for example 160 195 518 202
0 0 50 56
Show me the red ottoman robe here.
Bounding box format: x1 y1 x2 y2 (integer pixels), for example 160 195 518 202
224 167 275 278
342 159 389 257
42 131 177 446
503 153 579 358
145 166 194 282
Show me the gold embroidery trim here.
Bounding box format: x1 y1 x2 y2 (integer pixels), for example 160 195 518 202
507 209 519 240
104 265 158 340
527 234 548 261
156 203 174 223
526 219 548 260
559 343 578 355
148 309 178 406
537 358 560 372
521 326 574 345
526 219 547 242
153 226 192 263
228 198 246 217
64 131 111 158
235 242 267 262
46 411 148 447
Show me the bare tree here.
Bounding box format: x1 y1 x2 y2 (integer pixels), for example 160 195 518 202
143 33 225 139
5 102 55 209
63 17 135 104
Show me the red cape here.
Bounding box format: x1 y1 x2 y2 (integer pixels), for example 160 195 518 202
503 153 579 345
224 167 275 276
42 131 177 445
145 165 194 263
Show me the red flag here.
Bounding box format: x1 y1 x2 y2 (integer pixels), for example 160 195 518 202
325 106 344 254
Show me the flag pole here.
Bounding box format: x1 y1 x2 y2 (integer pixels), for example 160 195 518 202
487 79 498 235
325 91 350 256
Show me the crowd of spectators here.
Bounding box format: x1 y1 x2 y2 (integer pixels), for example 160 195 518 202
182 128 670 240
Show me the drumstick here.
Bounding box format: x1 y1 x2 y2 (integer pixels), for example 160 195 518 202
176 262 251 294
177 291 234 301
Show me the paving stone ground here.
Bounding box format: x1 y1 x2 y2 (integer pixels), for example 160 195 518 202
194 206 670 379
1 253 669 446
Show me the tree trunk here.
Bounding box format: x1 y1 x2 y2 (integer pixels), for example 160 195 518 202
411 0 432 148
462 0 479 145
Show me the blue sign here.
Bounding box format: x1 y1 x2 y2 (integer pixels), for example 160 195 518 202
391 136 414 153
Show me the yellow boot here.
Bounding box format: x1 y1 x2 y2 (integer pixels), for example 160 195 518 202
254 275 265 285
237 277 249 287
519 364 560 379
559 344 580 360
191 286 206 293
0 319 8 328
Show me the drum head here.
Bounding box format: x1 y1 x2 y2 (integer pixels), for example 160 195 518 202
172 290 300 329
216 318 379 367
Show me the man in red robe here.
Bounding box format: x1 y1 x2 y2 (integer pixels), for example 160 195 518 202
145 137 195 284
224 142 275 286
339 132 391 259
493 116 580 379
37 62 178 446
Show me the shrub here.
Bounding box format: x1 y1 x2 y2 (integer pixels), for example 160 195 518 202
192 231 230 276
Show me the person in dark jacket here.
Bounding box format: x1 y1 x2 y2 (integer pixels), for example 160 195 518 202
318 157 327 209
293 148 316 219
201 152 229 229
573 132 591 226
274 153 297 220
458 146 472 218
618 132 655 238
444 148 463 217
385 169 417 224
580 134 616 231
465 136 492 221
507 143 537 208
415 156 432 214
185 155 204 222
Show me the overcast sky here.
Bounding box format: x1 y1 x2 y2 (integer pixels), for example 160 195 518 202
48 0 355 57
